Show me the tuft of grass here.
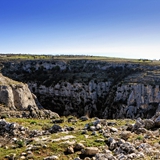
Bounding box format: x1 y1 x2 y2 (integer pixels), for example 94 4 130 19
136 135 144 140
16 140 25 148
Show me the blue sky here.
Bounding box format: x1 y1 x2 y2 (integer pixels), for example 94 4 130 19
0 0 160 59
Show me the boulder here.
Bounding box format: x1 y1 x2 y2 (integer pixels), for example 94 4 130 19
144 119 155 129
49 124 62 133
82 147 99 156
154 115 160 127
80 116 89 121
120 131 132 140
66 146 74 154
74 143 85 151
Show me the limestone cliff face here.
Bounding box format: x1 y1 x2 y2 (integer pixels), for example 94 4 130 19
103 83 160 119
0 74 59 118
28 81 111 117
27 82 160 119
2 59 160 118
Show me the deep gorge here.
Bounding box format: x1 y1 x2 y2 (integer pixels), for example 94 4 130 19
2 59 160 119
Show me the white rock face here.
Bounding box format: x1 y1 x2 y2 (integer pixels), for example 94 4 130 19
28 80 112 116
111 83 160 118
28 80 160 118
0 74 37 110
0 74 59 118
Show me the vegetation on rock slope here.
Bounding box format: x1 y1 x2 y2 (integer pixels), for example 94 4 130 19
0 116 160 160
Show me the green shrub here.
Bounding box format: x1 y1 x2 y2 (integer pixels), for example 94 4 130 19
0 114 8 119
16 140 25 148
136 135 143 140
30 120 37 125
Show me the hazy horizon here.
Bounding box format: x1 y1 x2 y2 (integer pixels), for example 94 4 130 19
0 0 160 59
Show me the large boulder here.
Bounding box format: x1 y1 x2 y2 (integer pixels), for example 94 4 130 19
0 74 59 118
152 112 160 127
81 147 99 156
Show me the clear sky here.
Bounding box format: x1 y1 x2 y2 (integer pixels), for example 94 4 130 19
0 0 160 59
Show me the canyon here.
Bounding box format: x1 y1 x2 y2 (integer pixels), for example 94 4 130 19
1 58 160 119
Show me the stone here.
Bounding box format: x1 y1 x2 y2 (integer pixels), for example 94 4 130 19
74 143 85 151
154 115 160 126
117 139 126 146
66 146 74 154
52 119 64 123
126 124 134 131
134 118 144 130
144 119 155 129
82 147 99 156
84 157 91 160
137 152 145 158
117 153 127 160
52 135 75 142
107 122 117 126
138 128 148 133
44 155 59 160
106 137 117 150
110 127 118 132
127 153 137 159
92 119 100 126
74 158 81 160
90 126 96 131
114 142 136 155
21 153 27 156
49 124 62 133
120 131 132 140
20 156 26 159
96 124 102 130
95 153 116 160
68 117 77 123
80 116 89 121
91 131 97 135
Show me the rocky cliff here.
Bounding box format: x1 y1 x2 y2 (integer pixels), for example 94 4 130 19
0 73 59 119
2 59 160 119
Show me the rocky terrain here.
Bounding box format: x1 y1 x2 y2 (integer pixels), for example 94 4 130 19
2 58 160 119
0 55 160 159
0 114 160 159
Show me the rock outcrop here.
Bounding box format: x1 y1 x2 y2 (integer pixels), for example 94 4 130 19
0 73 59 119
2 59 160 118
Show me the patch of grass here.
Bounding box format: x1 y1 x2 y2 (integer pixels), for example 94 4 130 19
2 54 160 66
6 118 52 130
16 140 25 148
136 135 144 140
0 113 8 119
30 120 38 125
0 147 26 159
